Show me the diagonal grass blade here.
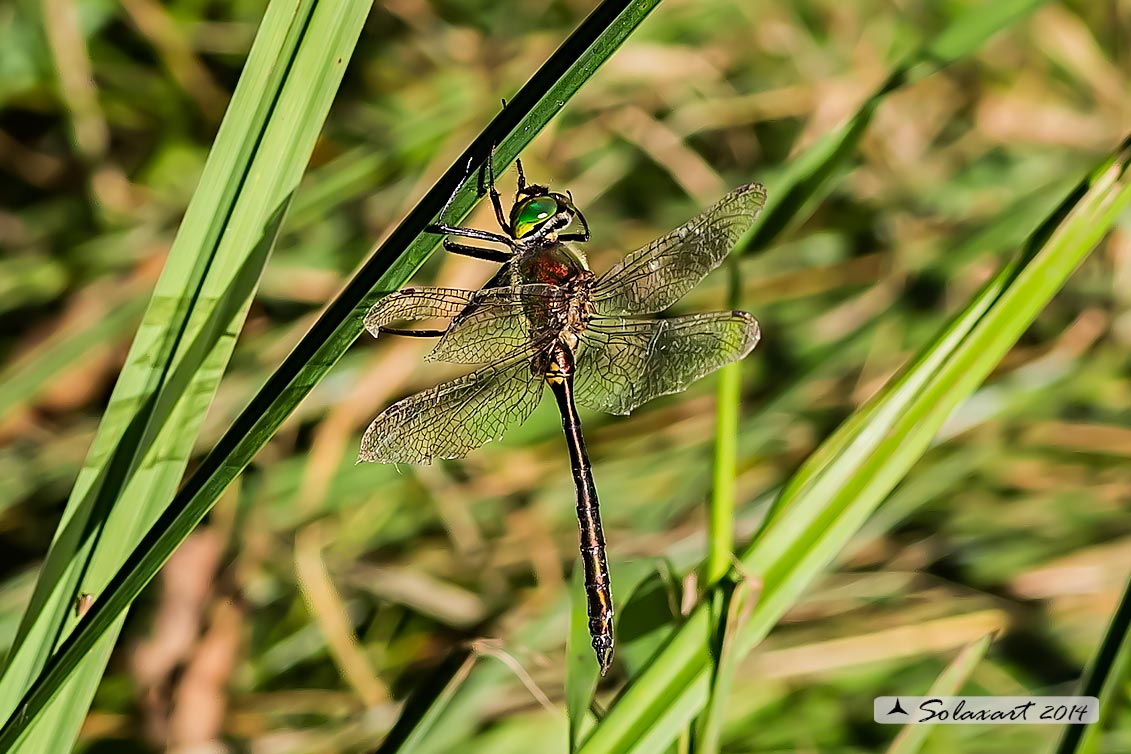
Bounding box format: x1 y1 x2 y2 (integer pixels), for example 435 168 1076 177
0 1 663 748
0 0 372 751
576 138 1131 754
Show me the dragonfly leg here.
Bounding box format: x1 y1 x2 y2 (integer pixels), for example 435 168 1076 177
558 194 591 242
487 144 513 236
428 223 516 250
378 326 446 338
443 238 512 264
434 153 476 226
429 147 518 246
430 154 514 242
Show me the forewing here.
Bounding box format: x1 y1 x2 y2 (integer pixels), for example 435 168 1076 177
591 184 766 315
359 353 545 464
575 311 760 415
363 287 474 336
428 283 565 364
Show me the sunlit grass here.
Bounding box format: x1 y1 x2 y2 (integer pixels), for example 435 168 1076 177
0 0 1128 752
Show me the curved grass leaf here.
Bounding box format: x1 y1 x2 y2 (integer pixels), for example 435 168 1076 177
566 558 670 751
567 567 599 751
705 264 743 586
0 296 146 423
372 650 477 754
884 633 994 754
740 0 1051 256
575 139 1131 754
693 578 758 754
1053 571 1131 754
0 1 372 752
0 0 662 748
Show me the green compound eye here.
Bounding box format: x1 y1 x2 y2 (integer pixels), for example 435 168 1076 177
513 196 560 238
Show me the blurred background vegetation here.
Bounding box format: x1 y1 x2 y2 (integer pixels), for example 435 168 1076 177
0 0 1129 752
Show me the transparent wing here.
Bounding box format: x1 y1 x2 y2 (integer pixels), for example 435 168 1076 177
591 184 766 315
363 287 475 336
575 311 760 415
428 284 566 364
365 284 569 365
359 352 545 464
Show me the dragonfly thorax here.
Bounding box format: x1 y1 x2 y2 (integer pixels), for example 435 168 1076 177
514 241 590 286
512 243 594 350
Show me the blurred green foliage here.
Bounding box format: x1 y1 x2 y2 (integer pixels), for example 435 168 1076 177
0 0 1129 752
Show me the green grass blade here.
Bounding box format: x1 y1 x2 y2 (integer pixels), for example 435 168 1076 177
372 650 477 754
741 0 1051 255
0 297 145 423
697 266 746 752
576 139 1131 754
884 634 994 754
0 0 662 746
693 579 757 754
0 0 371 749
1 0 312 699
705 363 740 584
1053 571 1131 754
567 567 599 752
705 264 743 585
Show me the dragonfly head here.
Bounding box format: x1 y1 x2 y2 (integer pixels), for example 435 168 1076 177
511 186 580 240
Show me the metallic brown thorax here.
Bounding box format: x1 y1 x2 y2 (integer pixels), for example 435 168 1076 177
507 241 595 370
514 240 590 286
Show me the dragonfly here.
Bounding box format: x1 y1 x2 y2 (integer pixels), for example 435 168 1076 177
359 155 765 675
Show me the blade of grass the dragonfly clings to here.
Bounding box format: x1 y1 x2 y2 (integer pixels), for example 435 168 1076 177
884 633 994 754
576 138 1131 754
0 0 662 747
0 0 372 750
1053 571 1131 754
693 578 759 754
740 0 1051 256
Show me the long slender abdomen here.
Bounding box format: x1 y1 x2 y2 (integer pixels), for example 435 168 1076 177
544 343 614 675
